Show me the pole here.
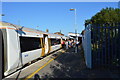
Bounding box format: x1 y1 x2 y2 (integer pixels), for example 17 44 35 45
74 9 77 40
70 8 77 40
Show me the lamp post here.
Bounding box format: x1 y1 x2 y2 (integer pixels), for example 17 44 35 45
70 8 77 40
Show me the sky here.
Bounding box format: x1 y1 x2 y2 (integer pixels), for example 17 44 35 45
2 2 119 35
1 0 120 2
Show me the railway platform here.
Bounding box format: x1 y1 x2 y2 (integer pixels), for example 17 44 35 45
4 46 120 80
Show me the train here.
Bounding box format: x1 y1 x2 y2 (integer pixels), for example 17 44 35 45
0 21 67 78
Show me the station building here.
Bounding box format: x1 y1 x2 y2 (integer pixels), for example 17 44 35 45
68 32 82 44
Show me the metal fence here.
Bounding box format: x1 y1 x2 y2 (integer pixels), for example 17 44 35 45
82 23 120 68
82 24 92 68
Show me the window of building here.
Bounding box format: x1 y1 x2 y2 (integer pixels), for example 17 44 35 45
20 36 41 52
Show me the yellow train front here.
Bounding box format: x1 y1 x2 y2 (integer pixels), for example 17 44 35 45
0 21 67 79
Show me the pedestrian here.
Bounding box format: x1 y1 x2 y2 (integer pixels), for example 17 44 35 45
68 39 72 48
65 39 69 50
61 40 65 49
75 40 79 53
71 39 74 48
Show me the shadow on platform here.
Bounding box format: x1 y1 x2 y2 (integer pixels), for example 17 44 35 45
41 46 120 79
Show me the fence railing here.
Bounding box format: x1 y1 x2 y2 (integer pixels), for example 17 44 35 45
82 23 120 68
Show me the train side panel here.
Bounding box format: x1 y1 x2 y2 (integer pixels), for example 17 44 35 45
4 28 20 76
0 29 3 79
22 49 42 64
20 35 43 65
49 38 61 53
50 44 61 52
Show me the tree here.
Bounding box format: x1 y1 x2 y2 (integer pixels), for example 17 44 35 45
85 7 120 26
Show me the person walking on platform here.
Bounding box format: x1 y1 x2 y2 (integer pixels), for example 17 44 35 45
65 39 69 50
61 40 65 49
68 39 71 48
71 39 74 48
75 40 79 53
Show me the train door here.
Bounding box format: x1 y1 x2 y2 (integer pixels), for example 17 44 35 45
43 34 49 54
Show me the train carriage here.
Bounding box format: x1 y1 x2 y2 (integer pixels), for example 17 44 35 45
0 21 65 79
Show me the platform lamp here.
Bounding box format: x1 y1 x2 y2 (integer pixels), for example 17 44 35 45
69 8 77 40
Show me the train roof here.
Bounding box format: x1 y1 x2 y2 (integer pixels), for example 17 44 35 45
0 21 49 34
0 21 63 38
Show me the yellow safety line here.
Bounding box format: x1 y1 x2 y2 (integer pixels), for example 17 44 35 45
24 51 63 80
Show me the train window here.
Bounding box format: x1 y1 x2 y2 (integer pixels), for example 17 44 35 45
20 36 41 52
51 38 61 46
